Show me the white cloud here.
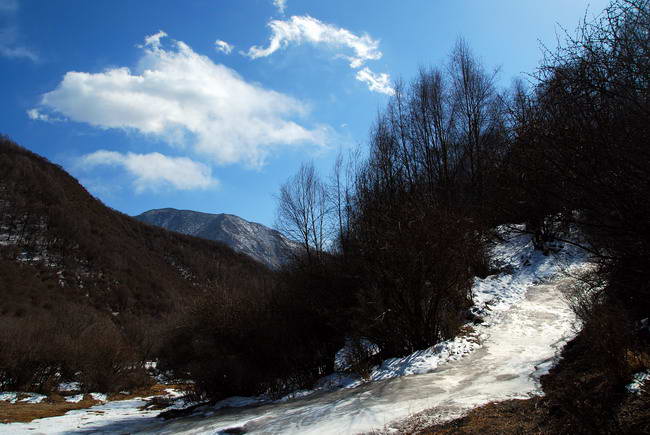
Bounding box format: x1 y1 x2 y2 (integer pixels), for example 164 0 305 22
355 67 394 95
26 108 62 122
214 39 233 54
273 0 287 14
245 15 381 68
80 150 218 192
245 15 392 94
33 32 326 168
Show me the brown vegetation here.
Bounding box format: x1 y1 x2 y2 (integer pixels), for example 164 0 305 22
0 136 273 394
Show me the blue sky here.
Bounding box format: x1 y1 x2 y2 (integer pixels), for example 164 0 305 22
0 0 609 227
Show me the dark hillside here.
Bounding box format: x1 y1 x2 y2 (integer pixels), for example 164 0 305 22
1 137 337 399
0 136 271 318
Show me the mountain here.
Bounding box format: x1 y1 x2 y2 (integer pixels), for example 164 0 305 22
0 137 271 318
135 208 294 269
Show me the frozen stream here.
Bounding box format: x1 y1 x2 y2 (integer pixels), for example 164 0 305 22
138 279 576 434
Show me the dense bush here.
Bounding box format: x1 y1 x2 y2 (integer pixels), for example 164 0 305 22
274 40 503 362
0 305 150 393
158 273 342 400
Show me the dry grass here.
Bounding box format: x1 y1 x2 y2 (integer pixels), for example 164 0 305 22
626 349 650 373
0 383 188 424
0 395 100 423
105 383 186 401
407 398 548 434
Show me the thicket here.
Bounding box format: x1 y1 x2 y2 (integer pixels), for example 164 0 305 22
0 303 150 393
158 269 342 400
275 39 511 364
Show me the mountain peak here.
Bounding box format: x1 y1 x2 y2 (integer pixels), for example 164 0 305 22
135 208 293 269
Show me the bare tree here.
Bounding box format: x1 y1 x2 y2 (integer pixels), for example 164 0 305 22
449 38 503 204
276 162 330 263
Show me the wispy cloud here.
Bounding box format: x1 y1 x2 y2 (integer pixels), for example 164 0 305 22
79 150 218 192
245 15 392 94
245 15 381 68
142 30 167 49
355 67 394 95
272 0 287 14
31 32 327 168
26 108 63 122
0 1 37 62
215 39 233 55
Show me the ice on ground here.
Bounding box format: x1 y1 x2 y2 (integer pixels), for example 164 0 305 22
626 370 650 394
124 230 585 434
65 394 85 403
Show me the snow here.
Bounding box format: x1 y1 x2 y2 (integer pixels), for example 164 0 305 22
0 392 18 403
91 393 108 402
0 398 158 434
65 394 85 403
0 390 186 434
0 392 46 404
19 393 47 404
58 382 81 392
626 370 650 394
0 229 588 434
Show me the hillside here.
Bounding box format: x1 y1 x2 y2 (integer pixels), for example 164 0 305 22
0 137 271 318
135 208 294 269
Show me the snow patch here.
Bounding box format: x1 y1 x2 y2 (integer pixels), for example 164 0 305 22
58 381 81 392
0 392 18 403
626 370 650 394
64 394 85 403
90 392 108 402
19 393 47 404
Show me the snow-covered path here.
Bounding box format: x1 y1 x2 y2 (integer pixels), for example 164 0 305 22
136 278 576 434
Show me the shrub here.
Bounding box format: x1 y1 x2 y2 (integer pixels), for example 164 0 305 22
0 305 150 394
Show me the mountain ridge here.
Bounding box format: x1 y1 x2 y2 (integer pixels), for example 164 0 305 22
135 208 294 269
